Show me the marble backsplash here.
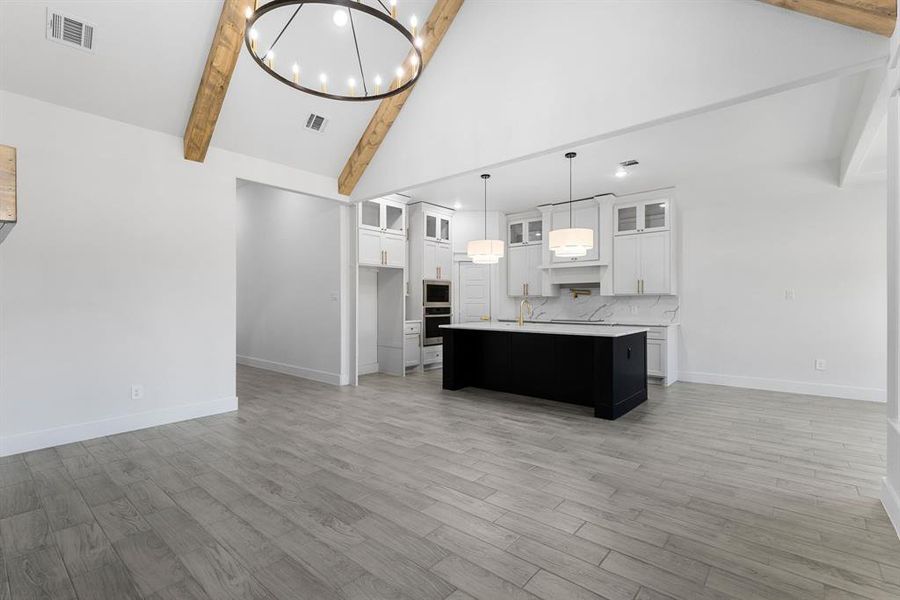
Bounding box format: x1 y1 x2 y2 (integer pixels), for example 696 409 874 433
503 292 680 324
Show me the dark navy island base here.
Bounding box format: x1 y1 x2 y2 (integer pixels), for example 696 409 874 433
441 325 648 419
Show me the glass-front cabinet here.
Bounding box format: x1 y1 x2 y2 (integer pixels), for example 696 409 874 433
425 212 451 243
508 217 542 247
615 198 670 235
358 197 406 237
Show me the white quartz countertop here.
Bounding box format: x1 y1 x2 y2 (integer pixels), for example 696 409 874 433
500 318 678 327
440 321 648 338
593 318 678 327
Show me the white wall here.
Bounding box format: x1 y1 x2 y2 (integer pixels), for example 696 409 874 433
358 270 378 373
677 161 885 401
236 183 345 385
0 91 341 455
354 1 885 199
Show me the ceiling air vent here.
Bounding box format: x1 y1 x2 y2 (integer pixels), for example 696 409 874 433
46 9 95 52
304 113 329 134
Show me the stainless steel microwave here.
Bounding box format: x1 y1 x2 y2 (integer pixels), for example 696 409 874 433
423 280 451 307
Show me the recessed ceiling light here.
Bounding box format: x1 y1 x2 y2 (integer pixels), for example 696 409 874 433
333 9 348 27
453 201 462 209
615 159 639 178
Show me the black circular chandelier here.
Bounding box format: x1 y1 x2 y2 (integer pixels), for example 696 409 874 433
244 0 424 102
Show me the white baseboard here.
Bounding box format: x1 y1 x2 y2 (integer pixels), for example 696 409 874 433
237 355 342 385
678 371 885 402
358 362 380 376
0 396 238 457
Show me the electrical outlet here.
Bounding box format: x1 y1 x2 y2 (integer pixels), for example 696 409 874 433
785 289 796 301
814 359 826 371
630 305 638 314
131 384 144 400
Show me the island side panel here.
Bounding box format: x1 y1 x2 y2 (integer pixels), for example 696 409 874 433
603 331 648 419
442 329 466 390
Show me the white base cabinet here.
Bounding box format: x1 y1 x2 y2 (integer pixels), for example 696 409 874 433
645 325 678 386
404 321 421 368
423 344 443 367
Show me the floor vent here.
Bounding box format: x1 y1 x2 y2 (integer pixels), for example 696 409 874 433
47 9 95 52
304 113 329 133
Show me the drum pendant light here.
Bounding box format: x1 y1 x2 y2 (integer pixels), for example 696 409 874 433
549 152 593 258
467 174 505 264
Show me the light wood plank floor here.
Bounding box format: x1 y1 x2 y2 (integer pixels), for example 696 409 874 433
1 365 898 600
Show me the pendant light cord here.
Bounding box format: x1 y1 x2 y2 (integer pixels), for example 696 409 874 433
484 176 488 239
569 155 574 228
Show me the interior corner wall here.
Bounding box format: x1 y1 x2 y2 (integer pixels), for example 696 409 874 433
236 182 343 385
0 91 339 456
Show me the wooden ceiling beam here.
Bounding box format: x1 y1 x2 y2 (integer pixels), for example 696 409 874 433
184 0 249 162
338 0 465 196
0 145 16 224
0 144 16 244
759 0 896 36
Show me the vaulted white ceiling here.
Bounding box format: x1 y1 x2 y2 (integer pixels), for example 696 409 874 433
352 1 889 199
0 1 890 199
403 71 872 213
0 0 434 178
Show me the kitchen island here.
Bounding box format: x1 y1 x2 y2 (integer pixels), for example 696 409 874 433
440 321 648 419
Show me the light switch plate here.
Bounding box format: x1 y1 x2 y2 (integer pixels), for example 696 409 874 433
814 359 826 371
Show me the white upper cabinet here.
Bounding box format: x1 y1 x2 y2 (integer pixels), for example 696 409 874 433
382 235 406 268
615 198 670 235
436 243 452 280
358 198 407 268
642 200 669 232
613 232 671 295
423 240 452 280
507 212 546 297
550 201 600 263
507 244 542 297
359 197 406 237
638 231 670 294
615 204 638 235
358 229 384 266
612 193 675 295
425 211 451 244
508 217 542 247
359 229 406 267
612 234 640 295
